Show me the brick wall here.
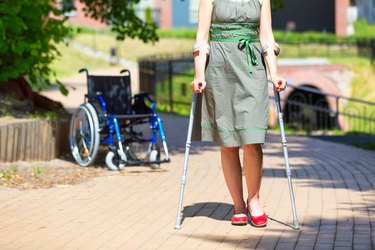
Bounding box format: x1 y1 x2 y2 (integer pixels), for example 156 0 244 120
156 0 172 29
68 1 106 28
335 0 350 36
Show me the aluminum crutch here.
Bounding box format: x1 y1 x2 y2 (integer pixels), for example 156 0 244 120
274 85 300 230
175 93 197 229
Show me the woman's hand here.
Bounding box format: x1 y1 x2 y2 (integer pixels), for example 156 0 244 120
272 77 287 92
190 79 206 93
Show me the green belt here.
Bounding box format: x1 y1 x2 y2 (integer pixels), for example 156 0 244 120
210 22 259 73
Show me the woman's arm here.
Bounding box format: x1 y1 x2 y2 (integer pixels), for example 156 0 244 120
259 0 286 91
191 0 213 93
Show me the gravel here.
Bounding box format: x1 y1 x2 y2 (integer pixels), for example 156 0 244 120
0 159 106 190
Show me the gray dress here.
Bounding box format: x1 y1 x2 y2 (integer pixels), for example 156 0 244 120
192 0 269 147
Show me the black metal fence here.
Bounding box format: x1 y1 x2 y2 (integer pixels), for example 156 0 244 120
139 54 375 134
280 84 375 134
139 53 193 114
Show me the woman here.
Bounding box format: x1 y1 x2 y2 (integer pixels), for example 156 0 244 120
191 0 286 227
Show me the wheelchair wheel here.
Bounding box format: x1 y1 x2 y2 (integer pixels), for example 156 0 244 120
70 103 100 167
149 148 160 169
105 151 126 171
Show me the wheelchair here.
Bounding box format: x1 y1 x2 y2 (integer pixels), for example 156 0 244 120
69 69 170 170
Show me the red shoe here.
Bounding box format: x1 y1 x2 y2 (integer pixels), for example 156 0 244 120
231 213 248 226
250 212 268 227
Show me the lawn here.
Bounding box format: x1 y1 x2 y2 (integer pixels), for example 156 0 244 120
330 57 375 102
72 31 364 61
73 33 194 61
329 57 375 134
50 42 115 79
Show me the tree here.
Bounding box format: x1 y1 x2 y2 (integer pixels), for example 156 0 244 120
271 0 284 12
0 0 158 95
0 0 71 93
80 0 158 42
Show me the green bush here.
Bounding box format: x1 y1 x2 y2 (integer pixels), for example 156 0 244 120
354 19 375 39
0 1 71 94
158 29 197 39
157 21 375 46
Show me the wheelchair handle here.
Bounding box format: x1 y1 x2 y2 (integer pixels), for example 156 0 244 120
79 68 89 77
120 69 130 76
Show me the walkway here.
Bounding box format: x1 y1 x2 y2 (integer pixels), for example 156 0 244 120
0 113 374 249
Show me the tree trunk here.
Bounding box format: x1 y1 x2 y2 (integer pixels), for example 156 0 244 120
2 77 64 112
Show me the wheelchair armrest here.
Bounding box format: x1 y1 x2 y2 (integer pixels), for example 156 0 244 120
133 93 156 113
85 94 97 100
84 94 107 113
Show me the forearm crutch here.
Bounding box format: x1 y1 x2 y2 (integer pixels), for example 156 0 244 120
175 93 197 229
274 86 300 230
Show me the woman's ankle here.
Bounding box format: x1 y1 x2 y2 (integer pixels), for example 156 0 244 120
234 202 247 214
247 198 264 216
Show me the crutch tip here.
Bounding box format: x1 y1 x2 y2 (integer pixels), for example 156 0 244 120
293 224 301 230
174 224 181 230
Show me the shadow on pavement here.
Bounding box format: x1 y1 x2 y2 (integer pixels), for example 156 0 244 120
182 202 232 222
182 202 299 230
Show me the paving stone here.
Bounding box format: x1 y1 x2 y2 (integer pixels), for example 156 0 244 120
0 115 374 249
313 243 334 250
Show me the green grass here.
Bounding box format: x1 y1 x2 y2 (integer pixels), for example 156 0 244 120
354 19 375 39
329 57 375 134
157 29 196 39
72 33 194 61
156 70 194 116
330 57 375 102
279 44 359 58
50 43 115 79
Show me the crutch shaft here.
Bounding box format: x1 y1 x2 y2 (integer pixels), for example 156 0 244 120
274 89 300 230
175 94 197 229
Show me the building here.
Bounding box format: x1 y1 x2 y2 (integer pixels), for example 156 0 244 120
112 0 199 29
357 0 375 24
65 0 199 29
271 0 374 36
67 0 375 36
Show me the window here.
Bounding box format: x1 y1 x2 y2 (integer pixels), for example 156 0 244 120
189 0 199 24
61 0 77 17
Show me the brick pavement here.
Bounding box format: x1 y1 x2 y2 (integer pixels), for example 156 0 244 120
0 112 374 249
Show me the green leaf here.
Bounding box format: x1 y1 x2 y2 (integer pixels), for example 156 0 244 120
0 4 21 15
2 0 160 96
58 82 69 96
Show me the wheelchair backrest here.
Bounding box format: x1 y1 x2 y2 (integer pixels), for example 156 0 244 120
87 73 132 115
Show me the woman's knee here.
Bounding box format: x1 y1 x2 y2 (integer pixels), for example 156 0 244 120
243 144 262 154
220 146 240 153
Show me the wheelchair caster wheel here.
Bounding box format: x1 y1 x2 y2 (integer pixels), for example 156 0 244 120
105 151 125 171
149 149 160 169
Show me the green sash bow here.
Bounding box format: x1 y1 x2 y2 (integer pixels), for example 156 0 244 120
210 22 259 74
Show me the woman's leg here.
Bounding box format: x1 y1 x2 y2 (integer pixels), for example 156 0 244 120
243 144 265 216
220 146 246 214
